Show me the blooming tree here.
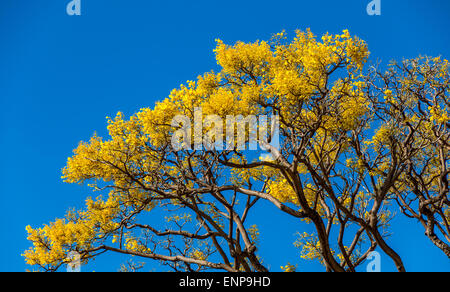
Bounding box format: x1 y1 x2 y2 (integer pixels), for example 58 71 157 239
24 29 449 272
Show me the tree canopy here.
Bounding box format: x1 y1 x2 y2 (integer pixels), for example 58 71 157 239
24 29 449 272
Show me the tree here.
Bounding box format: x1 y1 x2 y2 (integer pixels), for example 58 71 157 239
24 29 449 272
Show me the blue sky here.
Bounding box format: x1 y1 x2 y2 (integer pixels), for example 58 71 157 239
0 0 449 272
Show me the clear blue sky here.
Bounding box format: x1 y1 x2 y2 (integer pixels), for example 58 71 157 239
0 0 449 272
